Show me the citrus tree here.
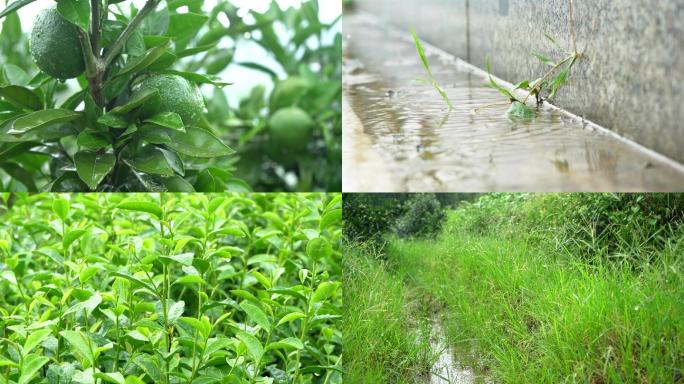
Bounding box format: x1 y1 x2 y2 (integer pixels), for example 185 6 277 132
0 192 342 383
0 0 341 192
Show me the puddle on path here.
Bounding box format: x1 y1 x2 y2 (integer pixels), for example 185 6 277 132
343 13 684 192
429 320 481 384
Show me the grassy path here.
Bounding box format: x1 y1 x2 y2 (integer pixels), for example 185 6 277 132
389 235 683 383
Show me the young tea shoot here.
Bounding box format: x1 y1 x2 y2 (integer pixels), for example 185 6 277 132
411 29 454 110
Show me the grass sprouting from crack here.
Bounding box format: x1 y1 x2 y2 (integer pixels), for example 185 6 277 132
480 0 583 119
411 29 453 110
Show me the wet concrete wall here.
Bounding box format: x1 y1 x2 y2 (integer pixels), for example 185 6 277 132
352 0 684 164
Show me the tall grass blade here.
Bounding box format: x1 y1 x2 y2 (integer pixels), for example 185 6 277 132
411 29 453 110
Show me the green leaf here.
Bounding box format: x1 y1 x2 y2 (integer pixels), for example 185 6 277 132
63 229 87 249
265 337 303 352
124 147 175 176
143 112 184 131
164 127 234 158
276 312 306 327
116 201 162 218
95 372 125 384
18 354 49 384
240 302 270 330
236 331 263 363
411 28 452 109
11 109 81 134
79 266 98 283
159 252 194 266
172 275 205 286
531 52 555 66
179 316 211 339
52 198 69 221
320 208 341 231
156 299 184 325
311 281 339 304
158 148 184 176
59 330 94 365
167 12 208 41
23 329 52 355
0 0 37 20
0 357 18 367
109 88 160 115
175 41 219 58
56 0 90 31
74 151 115 190
161 70 231 87
110 272 157 295
97 113 128 128
77 130 111 150
63 292 102 317
117 42 172 76
204 337 231 357
485 59 517 102
507 101 536 119
0 85 41 111
3 64 29 86
306 237 332 260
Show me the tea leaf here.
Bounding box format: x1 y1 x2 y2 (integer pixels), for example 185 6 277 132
236 331 264 362
59 330 94 364
240 302 271 330
22 329 52 355
116 201 163 218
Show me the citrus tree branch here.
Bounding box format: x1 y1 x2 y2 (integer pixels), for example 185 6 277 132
91 0 101 56
79 29 105 107
103 0 160 67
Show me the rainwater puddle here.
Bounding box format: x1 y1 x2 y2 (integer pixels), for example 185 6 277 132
429 320 483 384
343 13 684 192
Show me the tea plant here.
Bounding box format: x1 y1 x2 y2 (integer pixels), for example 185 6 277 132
0 0 341 192
0 192 342 383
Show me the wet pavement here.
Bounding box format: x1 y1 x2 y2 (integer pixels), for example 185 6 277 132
343 13 684 192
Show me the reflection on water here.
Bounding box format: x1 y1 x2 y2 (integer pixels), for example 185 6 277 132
343 13 684 192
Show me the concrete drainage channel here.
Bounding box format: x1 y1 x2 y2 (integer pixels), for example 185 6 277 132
342 12 684 192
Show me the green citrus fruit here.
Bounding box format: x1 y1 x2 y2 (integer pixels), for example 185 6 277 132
30 7 85 79
268 107 314 151
269 76 310 110
133 74 205 125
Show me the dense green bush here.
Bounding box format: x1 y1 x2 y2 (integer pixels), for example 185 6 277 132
0 193 342 383
342 194 404 243
446 193 684 263
394 194 445 239
344 194 450 242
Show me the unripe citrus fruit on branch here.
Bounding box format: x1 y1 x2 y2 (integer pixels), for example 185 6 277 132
268 107 314 150
132 74 205 125
29 7 85 79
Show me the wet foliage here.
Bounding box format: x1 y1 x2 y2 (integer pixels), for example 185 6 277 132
0 193 342 383
0 0 341 192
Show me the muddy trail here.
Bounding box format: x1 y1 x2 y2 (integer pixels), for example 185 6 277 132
343 12 684 192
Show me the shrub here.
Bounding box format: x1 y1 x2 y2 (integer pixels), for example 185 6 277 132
394 194 445 238
342 194 405 243
0 193 342 383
